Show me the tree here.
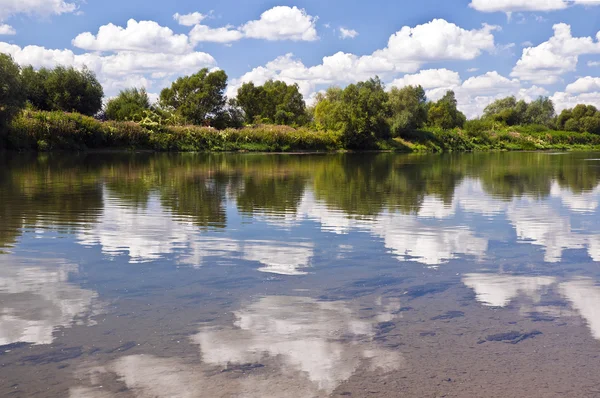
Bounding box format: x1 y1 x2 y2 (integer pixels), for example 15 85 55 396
159 68 228 126
524 96 555 126
313 78 389 148
21 66 50 110
0 54 25 128
235 80 307 126
428 90 466 129
106 88 151 121
387 85 427 136
556 103 600 134
482 96 528 126
42 66 103 115
236 82 265 124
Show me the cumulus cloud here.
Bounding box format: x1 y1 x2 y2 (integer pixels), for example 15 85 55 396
188 24 244 44
0 0 77 21
511 23 600 84
390 68 461 90
173 12 207 27
565 76 600 93
0 23 15 35
241 6 318 41
227 19 497 98
551 91 600 113
185 6 318 44
72 19 192 54
339 27 358 39
0 42 216 96
470 0 600 13
391 69 547 118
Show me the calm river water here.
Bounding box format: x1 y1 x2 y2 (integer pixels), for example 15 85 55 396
2 152 600 397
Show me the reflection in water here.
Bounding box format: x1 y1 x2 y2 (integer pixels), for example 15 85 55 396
560 279 600 340
3 153 600 396
462 274 556 307
77 191 200 264
194 296 403 395
71 295 403 398
465 274 600 343
0 255 100 346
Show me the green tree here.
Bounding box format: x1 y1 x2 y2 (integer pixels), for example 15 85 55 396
524 96 555 126
21 66 50 110
314 79 389 148
428 90 466 129
482 96 528 126
236 82 265 124
387 85 427 136
235 80 307 126
105 87 151 121
159 68 228 126
0 54 25 129
43 66 103 115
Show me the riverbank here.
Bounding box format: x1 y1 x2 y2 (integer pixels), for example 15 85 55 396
2 110 600 152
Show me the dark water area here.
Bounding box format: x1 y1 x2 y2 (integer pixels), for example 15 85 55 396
2 152 600 397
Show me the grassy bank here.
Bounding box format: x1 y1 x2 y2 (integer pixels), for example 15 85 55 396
2 110 600 152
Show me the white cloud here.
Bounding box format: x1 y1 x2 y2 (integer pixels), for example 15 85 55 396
0 0 77 21
185 6 319 44
588 60 600 66
339 27 358 39
390 68 461 90
0 41 216 96
188 24 243 44
0 23 15 35
228 19 497 99
470 0 600 13
565 76 600 93
390 69 548 118
467 67 479 72
72 19 192 54
511 23 600 84
241 6 318 41
551 91 600 113
173 12 206 27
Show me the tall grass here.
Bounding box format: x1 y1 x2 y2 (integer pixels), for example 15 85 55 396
2 110 600 152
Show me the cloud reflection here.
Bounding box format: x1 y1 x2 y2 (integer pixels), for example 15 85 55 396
72 295 404 398
0 256 100 346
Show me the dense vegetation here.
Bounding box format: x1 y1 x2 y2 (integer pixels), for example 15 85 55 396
1 53 600 152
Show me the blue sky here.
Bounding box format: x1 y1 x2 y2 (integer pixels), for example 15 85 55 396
1 0 600 117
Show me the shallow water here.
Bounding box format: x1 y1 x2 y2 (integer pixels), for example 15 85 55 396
2 152 600 397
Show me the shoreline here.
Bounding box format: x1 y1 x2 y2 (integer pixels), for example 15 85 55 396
2 110 600 153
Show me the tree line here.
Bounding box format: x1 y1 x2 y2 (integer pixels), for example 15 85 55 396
2 53 600 147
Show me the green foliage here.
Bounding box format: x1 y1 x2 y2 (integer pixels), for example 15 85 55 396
427 91 466 129
235 80 307 126
21 66 103 116
159 68 228 127
387 85 427 137
0 54 25 130
558 104 600 134
314 77 389 148
483 96 528 126
524 96 555 127
105 88 151 121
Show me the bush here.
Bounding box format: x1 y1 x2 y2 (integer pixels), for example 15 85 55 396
105 88 151 121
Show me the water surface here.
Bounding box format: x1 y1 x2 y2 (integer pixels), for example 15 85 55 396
2 152 600 397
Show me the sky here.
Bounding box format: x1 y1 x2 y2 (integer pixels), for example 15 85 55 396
1 0 600 118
